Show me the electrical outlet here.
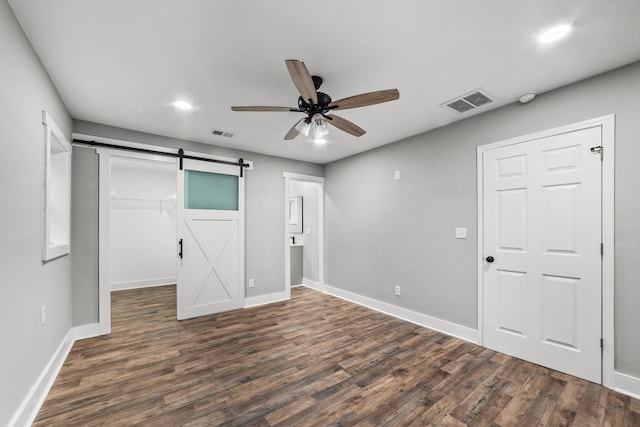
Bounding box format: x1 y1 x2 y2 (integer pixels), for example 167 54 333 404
394 170 401 181
394 285 401 296
248 278 255 288
41 306 46 326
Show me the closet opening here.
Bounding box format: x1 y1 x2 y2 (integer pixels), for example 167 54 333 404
109 156 177 292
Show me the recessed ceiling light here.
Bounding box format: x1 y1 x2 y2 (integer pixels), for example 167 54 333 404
172 101 192 111
538 24 573 44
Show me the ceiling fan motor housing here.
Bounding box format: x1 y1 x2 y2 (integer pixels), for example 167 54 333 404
298 92 332 112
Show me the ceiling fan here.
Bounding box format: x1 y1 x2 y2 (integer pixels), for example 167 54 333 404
231 59 399 140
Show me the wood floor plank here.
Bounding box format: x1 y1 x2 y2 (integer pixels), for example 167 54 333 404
571 381 609 427
517 373 566 426
602 391 632 427
493 365 550 426
33 285 639 426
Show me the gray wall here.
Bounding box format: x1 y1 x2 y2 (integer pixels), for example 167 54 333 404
71 146 99 325
0 1 73 424
72 120 324 324
325 61 640 378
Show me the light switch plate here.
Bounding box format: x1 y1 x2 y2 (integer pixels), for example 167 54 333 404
455 227 467 239
394 170 400 181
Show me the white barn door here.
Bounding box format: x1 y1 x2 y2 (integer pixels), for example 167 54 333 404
176 159 244 320
482 126 602 383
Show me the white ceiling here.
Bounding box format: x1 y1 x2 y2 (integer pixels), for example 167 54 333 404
9 1 640 164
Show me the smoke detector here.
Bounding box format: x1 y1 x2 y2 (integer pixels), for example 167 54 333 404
518 93 536 104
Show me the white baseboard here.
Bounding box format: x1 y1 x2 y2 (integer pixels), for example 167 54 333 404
321 284 480 344
110 277 176 291
72 323 100 341
244 290 290 309
613 371 640 399
301 278 324 291
9 329 74 427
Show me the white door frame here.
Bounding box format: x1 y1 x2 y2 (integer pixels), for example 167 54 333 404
476 115 615 387
96 149 176 334
283 172 325 295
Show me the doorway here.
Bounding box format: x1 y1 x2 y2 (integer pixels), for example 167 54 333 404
95 141 250 333
477 115 615 385
109 156 177 291
283 172 325 293
97 150 177 334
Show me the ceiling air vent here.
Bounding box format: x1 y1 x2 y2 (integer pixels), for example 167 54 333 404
210 128 235 138
442 88 493 113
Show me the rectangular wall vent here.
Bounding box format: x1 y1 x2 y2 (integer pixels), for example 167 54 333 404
210 128 235 138
442 88 493 113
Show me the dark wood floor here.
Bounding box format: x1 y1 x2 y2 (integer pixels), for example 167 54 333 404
35 286 639 426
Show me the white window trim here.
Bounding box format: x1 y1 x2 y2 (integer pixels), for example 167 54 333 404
42 111 72 261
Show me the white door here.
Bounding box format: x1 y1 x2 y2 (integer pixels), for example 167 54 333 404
176 159 245 320
482 126 602 383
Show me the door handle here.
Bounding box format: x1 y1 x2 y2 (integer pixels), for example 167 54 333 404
485 256 495 263
178 239 183 259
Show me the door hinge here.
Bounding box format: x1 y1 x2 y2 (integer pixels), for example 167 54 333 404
600 338 604 349
601 243 604 256
590 146 603 160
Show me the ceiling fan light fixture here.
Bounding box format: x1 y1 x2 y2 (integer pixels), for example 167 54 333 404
313 124 329 138
311 114 329 138
295 118 311 136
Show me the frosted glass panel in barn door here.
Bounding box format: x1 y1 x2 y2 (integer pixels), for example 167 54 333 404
176 159 244 320
482 126 602 383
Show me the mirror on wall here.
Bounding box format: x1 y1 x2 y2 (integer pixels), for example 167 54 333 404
288 196 303 234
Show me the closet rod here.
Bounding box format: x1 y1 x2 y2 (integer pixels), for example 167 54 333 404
72 138 249 177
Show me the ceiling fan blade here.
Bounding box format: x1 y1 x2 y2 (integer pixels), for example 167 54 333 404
284 119 304 140
231 106 299 112
285 60 318 105
325 114 366 137
328 89 399 110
